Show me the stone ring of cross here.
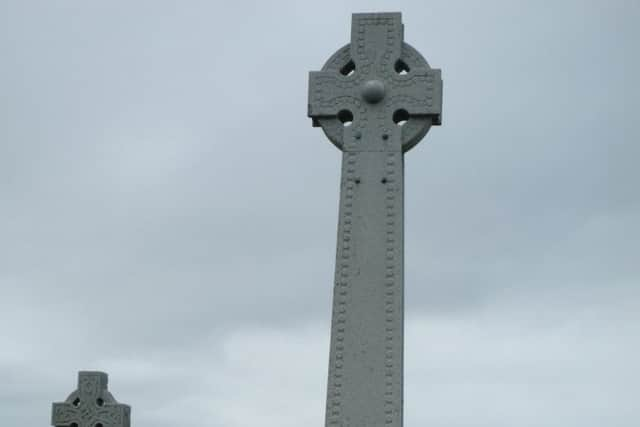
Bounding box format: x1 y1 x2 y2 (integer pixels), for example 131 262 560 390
308 13 442 152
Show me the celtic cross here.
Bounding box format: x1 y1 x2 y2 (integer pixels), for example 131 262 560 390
308 12 442 427
51 371 130 427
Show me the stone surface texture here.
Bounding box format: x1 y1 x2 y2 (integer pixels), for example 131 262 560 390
51 371 131 427
308 12 442 427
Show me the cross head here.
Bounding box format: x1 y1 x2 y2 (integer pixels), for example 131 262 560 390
51 371 130 427
308 12 442 152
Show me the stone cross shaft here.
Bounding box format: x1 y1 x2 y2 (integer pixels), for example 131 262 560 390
51 371 130 427
308 12 442 427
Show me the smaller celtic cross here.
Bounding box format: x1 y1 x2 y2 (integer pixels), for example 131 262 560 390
51 371 131 427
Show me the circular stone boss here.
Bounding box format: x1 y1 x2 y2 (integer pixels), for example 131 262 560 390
316 43 436 152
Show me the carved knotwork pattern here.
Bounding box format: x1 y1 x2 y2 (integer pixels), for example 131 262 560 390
308 13 442 151
51 372 130 427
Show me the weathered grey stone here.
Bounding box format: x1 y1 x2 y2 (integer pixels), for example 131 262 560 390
308 12 442 427
51 371 130 427
308 12 442 153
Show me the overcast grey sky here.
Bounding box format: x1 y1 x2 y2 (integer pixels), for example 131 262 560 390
1 0 639 426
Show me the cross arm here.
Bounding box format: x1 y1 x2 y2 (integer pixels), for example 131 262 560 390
308 71 361 118
51 403 80 425
390 68 442 124
95 406 131 424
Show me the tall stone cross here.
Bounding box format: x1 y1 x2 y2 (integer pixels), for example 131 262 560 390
308 12 442 427
51 371 131 427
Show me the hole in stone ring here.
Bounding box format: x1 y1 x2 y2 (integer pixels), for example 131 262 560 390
394 59 410 75
340 60 356 76
337 110 354 127
96 398 104 406
381 177 388 184
393 109 410 126
382 134 389 140
70 424 78 427
95 424 103 427
72 398 80 407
